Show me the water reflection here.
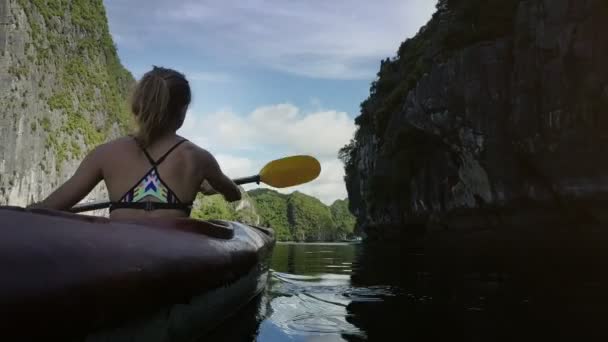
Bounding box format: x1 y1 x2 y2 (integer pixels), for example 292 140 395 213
206 242 368 341
205 235 608 341
261 243 365 341
346 238 608 342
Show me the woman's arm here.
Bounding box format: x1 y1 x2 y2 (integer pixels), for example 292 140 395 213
199 180 218 196
200 152 241 202
29 146 104 211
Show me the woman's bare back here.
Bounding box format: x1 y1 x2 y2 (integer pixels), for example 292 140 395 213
31 66 241 216
31 135 241 217
101 135 203 219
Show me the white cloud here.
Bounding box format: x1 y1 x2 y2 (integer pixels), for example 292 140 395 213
215 154 257 178
276 159 348 205
180 104 358 158
104 0 438 79
182 104 355 158
178 103 355 203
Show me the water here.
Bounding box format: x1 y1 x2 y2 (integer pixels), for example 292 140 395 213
258 243 365 341
206 239 608 341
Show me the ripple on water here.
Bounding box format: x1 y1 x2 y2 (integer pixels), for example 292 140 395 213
273 271 352 287
258 273 362 341
258 270 401 341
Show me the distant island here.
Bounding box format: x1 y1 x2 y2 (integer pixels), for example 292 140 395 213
191 189 357 242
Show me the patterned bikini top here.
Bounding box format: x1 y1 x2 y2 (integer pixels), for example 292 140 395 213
109 138 193 214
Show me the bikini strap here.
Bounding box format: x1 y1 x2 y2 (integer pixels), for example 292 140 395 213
133 137 188 166
132 137 157 165
156 139 188 165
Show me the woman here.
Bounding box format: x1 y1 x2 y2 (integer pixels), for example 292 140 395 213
31 66 241 218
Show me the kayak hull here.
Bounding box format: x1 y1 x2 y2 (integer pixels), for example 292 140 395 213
0 206 275 340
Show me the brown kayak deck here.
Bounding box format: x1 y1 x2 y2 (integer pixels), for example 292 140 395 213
0 206 275 339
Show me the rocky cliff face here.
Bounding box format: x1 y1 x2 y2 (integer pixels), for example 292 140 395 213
342 0 608 240
0 0 133 207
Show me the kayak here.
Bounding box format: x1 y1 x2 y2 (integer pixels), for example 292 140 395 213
0 206 275 341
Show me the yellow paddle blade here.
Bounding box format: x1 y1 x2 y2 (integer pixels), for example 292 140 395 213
259 155 321 188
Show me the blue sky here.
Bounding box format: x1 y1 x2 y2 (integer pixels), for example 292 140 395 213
102 0 437 203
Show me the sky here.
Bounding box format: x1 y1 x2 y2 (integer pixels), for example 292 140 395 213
102 0 437 204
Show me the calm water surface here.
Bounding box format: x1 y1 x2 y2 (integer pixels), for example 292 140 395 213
206 240 608 341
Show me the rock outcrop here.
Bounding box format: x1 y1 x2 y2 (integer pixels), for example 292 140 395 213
342 0 608 240
0 0 133 207
246 189 356 241
191 187 262 227
193 189 358 242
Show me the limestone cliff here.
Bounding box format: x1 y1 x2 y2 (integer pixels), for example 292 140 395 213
342 0 608 240
0 0 133 207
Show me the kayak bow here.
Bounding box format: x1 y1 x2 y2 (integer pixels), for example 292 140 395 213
0 206 275 341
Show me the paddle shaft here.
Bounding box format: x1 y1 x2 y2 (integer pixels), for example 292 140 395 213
69 154 320 214
233 175 261 185
70 175 262 213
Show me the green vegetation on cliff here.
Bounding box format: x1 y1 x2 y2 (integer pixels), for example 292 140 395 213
191 189 259 226
191 194 236 221
190 188 357 242
330 199 357 236
250 189 356 242
249 189 291 240
287 191 336 241
16 0 134 170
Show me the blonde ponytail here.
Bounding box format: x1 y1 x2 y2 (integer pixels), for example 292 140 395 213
131 66 191 147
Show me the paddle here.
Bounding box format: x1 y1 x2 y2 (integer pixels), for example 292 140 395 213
69 155 321 213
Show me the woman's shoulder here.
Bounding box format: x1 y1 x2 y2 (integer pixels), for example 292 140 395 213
178 138 213 159
86 136 137 159
96 136 136 151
